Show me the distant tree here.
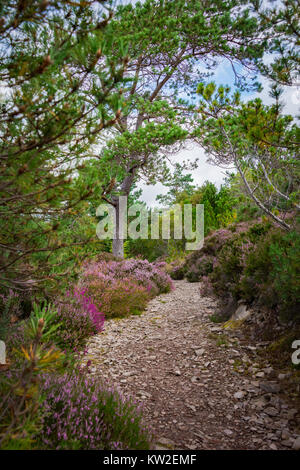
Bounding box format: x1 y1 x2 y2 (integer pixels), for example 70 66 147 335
156 163 195 206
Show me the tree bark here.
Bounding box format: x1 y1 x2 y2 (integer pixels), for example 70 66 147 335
110 170 137 258
112 236 124 258
111 194 124 258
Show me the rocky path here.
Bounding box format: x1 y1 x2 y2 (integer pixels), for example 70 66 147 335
83 280 300 450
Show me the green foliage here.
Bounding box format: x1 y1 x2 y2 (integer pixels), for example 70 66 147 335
268 230 300 318
125 238 169 262
183 219 300 322
0 309 65 449
156 163 195 206
0 1 128 291
196 82 299 231
252 0 299 85
25 302 61 343
93 0 270 257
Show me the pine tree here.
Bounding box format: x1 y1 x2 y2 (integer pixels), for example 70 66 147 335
0 1 128 290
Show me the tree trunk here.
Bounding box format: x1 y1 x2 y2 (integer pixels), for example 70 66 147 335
112 237 124 258
110 167 137 259
111 195 125 258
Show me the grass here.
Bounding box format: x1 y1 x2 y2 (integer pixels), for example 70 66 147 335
209 313 224 323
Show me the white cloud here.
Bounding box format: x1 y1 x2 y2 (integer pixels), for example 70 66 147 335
139 146 232 207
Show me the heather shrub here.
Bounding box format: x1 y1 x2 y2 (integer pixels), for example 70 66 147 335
113 258 173 294
51 290 104 351
185 255 214 283
4 289 104 358
182 227 233 282
239 229 300 319
5 323 26 355
185 219 299 322
210 235 254 298
199 275 215 297
238 230 275 304
79 258 173 318
39 372 152 450
91 278 150 319
168 262 185 280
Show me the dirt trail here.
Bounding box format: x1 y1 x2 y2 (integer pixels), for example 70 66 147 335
84 280 299 450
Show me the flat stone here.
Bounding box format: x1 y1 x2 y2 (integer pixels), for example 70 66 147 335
264 407 279 417
234 391 247 400
256 372 265 378
278 373 286 380
292 436 300 451
231 304 251 322
259 382 281 393
123 371 136 377
157 437 175 448
281 439 293 448
195 348 205 356
281 429 290 440
269 443 277 450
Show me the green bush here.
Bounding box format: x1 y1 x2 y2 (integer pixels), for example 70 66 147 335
269 230 300 319
184 220 300 322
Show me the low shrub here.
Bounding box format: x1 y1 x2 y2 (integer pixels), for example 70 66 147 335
78 258 173 318
185 255 214 283
39 372 152 450
168 262 185 280
269 230 300 319
0 312 66 449
183 220 300 322
5 322 26 356
52 290 104 351
88 277 150 318
6 293 104 357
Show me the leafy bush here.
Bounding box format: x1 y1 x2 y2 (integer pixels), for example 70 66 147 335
39 372 152 450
